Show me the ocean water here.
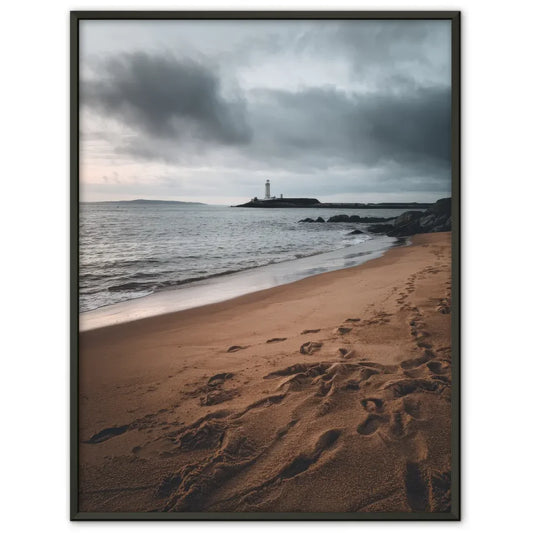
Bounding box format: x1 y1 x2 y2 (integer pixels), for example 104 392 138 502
79 203 414 314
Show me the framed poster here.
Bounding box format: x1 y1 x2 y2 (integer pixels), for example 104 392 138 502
71 10 460 520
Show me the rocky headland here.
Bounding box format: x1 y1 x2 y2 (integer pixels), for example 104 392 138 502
234 198 433 209
299 198 452 237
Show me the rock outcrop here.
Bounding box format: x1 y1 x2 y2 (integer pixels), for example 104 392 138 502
386 198 452 237
298 217 325 223
297 197 452 237
327 214 394 223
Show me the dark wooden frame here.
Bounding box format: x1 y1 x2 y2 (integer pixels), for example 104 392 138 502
70 10 461 520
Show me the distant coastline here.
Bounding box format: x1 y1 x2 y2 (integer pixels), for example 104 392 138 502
81 199 206 205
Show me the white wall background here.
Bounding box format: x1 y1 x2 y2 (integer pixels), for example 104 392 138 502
1 0 532 531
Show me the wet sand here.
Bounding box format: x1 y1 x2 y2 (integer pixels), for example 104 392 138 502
79 235 398 331
78 232 452 514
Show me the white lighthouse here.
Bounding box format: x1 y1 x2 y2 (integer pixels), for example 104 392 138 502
264 179 271 200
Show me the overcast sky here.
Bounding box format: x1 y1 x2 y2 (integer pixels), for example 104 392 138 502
79 19 451 204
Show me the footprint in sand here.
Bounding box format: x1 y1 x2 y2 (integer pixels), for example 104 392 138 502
207 372 234 387
200 373 238 406
431 374 451 385
299 341 323 355
266 337 287 343
301 329 321 334
400 350 434 370
404 461 429 511
426 361 450 375
278 429 341 479
385 378 442 398
412 330 430 341
335 326 352 335
85 424 130 444
361 398 384 413
227 345 248 353
359 367 380 381
416 341 433 350
338 347 355 359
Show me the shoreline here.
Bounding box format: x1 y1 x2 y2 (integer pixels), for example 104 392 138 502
79 232 452 513
80 234 400 331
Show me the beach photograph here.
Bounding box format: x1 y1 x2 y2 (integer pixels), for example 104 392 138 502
74 13 459 518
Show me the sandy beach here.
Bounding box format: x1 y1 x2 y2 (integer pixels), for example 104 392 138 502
78 232 453 514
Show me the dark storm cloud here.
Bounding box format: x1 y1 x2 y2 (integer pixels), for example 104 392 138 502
358 87 451 164
81 52 251 144
245 84 451 171
86 68 450 175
